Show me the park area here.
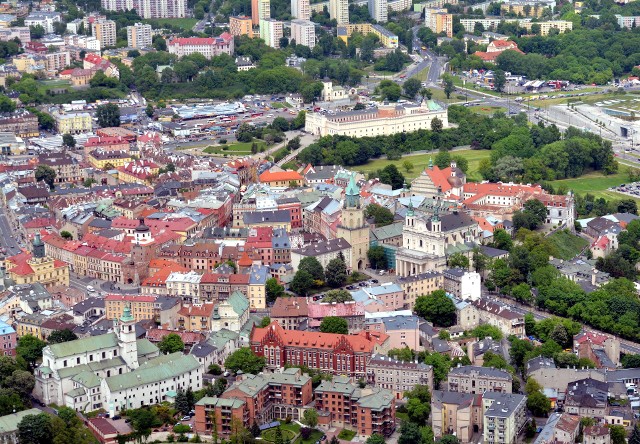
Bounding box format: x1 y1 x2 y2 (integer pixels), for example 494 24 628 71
356 149 491 182
202 141 266 156
260 421 324 444
549 169 638 202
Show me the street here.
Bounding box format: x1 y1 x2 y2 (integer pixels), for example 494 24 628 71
0 205 24 257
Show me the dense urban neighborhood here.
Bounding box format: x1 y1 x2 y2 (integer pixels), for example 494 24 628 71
2 0 640 442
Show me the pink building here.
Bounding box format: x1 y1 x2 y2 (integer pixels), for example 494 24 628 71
0 321 17 356
168 33 234 59
307 301 365 333
366 314 420 350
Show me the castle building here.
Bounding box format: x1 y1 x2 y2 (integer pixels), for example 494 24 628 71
337 174 369 271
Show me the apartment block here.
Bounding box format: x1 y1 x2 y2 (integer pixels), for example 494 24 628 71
92 20 117 48
0 27 30 43
229 16 254 37
448 366 513 394
105 294 157 321
425 8 453 37
366 354 434 398
336 24 398 48
397 271 443 309
167 34 234 59
251 0 271 25
368 0 388 22
432 390 481 443
329 0 349 24
291 19 316 48
0 111 39 138
482 392 527 444
259 19 283 48
101 0 187 18
127 22 152 48
291 0 311 19
53 111 93 134
520 19 572 35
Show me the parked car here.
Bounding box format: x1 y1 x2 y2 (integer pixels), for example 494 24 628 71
181 416 191 421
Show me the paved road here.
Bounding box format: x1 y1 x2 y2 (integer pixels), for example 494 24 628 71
0 205 23 256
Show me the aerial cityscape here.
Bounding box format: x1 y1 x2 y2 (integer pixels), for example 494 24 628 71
1 0 640 442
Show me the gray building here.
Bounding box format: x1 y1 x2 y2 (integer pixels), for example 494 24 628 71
448 365 513 394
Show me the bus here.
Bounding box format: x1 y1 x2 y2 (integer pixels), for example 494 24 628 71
251 112 263 118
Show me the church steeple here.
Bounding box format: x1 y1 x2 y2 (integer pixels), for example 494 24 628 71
32 233 45 258
407 199 415 217
344 174 360 209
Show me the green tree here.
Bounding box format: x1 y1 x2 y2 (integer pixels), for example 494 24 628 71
491 229 513 251
290 270 314 296
265 278 285 303
526 391 551 416
62 134 75 149
403 78 422 99
145 103 154 118
434 149 451 169
298 257 324 282
438 436 460 444
364 204 395 227
398 421 422 444
59 231 73 240
443 74 455 99
5 370 35 401
367 246 387 270
471 324 503 341
447 253 469 269
130 408 155 442
431 117 444 132
16 335 46 368
158 333 185 354
96 103 121 128
320 317 349 334
629 424 640 444
47 329 77 344
493 69 506 92
525 377 543 395
302 408 318 428
175 388 191 415
18 414 51 444
224 347 266 374
403 160 414 173
322 290 353 303
35 165 56 190
414 290 456 327
609 425 627 444
366 434 386 444
325 257 347 288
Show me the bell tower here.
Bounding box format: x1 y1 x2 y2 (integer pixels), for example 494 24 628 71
337 174 369 272
117 304 139 369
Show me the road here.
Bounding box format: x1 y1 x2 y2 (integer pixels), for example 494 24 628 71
0 205 23 257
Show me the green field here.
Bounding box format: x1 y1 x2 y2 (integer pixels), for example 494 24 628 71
277 422 323 444
144 18 198 30
469 105 507 116
546 230 589 260
262 428 296 442
37 80 71 94
337 430 356 441
356 149 491 182
549 170 638 202
203 140 265 155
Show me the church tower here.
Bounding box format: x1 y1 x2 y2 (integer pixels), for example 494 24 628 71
337 174 369 271
116 304 139 369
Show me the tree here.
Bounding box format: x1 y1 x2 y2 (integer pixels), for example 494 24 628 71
377 164 405 189
491 229 513 251
526 391 551 416
96 103 121 128
434 149 451 169
158 333 185 354
523 198 547 228
18 413 51 444
443 75 455 99
420 88 433 101
322 290 353 303
493 69 506 92
398 421 422 444
364 204 394 227
629 424 640 444
145 103 154 118
47 329 77 344
320 317 349 334
290 270 314 296
298 257 324 282
403 160 414 173
175 388 191 415
302 408 318 428
0 96 15 114
414 290 456 327
59 231 73 240
525 377 543 395
325 257 347 288
438 436 460 444
5 370 35 400
403 78 422 99
62 134 75 149
366 434 386 444
447 253 469 269
406 397 430 423
251 422 261 438
367 246 387 270
377 80 402 102
16 335 46 368
29 25 45 39
224 347 266 374
35 165 56 189
130 408 155 442
431 117 443 132
265 278 285 303
609 425 627 444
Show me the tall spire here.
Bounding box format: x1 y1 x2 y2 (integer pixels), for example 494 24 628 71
344 173 360 209
407 199 414 217
120 303 134 323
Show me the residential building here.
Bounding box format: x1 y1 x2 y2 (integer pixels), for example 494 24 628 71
500 1 549 17
574 330 620 368
25 12 61 34
291 238 352 272
88 150 132 169
0 111 39 138
53 111 93 134
472 298 525 338
352 283 405 312
329 0 349 24
431 390 479 443
425 8 453 37
367 354 433 397
260 19 284 48
5 235 70 290
292 0 311 19
291 19 315 47
584 425 611 444
521 20 572 35
105 294 156 322
127 23 152 48
0 27 30 44
251 0 271 25
306 101 446 138
336 24 397 48
552 413 581 444
168 34 234 59
92 20 117 48
229 16 254 37
448 366 513 394
482 392 527 444
0 321 16 357
443 268 481 301
38 152 82 184
368 0 388 22
315 376 396 437
308 301 365 332
101 0 187 18
397 271 444 309
269 297 308 330
250 321 388 377
564 378 608 418
177 302 215 331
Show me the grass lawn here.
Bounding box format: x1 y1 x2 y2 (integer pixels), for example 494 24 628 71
203 141 265 155
270 102 286 109
469 105 507 116
337 430 356 441
278 422 323 444
356 149 491 182
37 80 71 94
546 230 588 260
262 428 297 442
549 170 640 202
144 18 198 30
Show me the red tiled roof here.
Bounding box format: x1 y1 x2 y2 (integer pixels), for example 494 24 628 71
259 170 303 183
238 251 253 267
142 263 191 286
178 303 215 318
200 273 250 284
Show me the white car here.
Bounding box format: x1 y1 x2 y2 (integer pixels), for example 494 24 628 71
87 285 95 292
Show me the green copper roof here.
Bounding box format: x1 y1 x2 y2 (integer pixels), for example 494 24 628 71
72 370 101 388
120 303 134 323
0 409 43 434
227 291 249 316
48 333 118 359
346 173 359 196
66 387 86 398
136 338 159 356
196 397 245 409
106 352 200 392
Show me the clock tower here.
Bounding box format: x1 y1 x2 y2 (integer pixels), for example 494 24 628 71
337 174 369 271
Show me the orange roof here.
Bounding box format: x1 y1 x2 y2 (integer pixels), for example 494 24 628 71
252 321 387 353
6 251 67 276
142 263 191 287
259 170 303 183
149 258 180 269
238 251 253 267
178 303 215 318
424 165 458 193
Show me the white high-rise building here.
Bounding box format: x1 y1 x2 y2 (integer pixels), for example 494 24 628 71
291 19 316 48
92 19 117 48
368 0 388 22
101 0 187 18
260 18 283 48
329 0 349 24
291 0 311 20
127 22 153 48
